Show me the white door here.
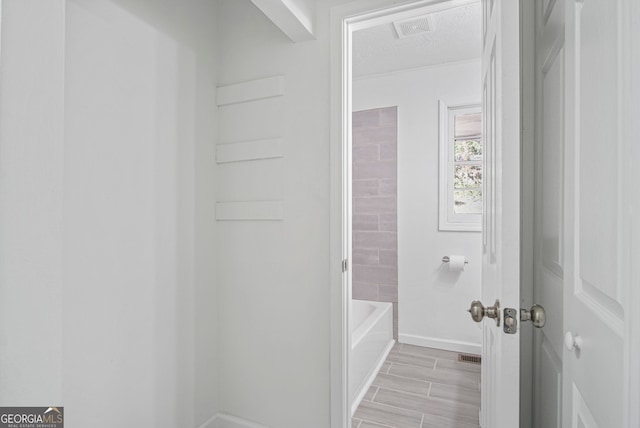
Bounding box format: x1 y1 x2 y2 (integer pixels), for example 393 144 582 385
532 0 565 427
478 0 521 427
561 0 632 426
534 0 636 426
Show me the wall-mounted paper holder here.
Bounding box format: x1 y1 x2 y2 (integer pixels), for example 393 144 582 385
442 256 468 264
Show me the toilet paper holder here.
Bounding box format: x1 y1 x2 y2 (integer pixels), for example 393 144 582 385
442 256 468 264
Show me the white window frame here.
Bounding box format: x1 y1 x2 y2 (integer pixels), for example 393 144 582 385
438 100 482 232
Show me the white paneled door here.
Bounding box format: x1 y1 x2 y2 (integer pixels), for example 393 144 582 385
533 0 635 427
479 1 521 427
561 0 631 426
533 0 565 427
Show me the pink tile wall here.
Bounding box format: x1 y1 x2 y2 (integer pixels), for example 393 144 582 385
352 106 398 339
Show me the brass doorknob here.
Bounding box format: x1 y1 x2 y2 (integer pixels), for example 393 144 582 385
467 299 500 325
521 304 546 328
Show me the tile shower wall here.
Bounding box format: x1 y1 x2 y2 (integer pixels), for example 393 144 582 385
352 107 398 339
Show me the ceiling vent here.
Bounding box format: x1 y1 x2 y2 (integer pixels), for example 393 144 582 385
393 15 435 38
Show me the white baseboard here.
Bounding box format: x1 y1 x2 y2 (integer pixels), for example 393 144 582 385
198 413 269 428
398 333 481 355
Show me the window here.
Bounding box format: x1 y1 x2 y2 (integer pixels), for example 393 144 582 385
439 101 483 231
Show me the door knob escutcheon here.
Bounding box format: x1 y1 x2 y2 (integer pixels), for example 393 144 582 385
467 299 500 326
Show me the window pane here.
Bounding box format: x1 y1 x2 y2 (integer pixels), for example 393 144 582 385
454 112 482 138
454 165 482 189
454 189 483 214
454 140 483 161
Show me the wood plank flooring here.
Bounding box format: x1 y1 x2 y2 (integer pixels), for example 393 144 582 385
352 343 481 428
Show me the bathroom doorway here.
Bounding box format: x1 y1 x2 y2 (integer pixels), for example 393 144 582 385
330 0 526 425
348 2 483 426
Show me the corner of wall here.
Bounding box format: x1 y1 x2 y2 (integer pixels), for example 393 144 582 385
194 0 220 424
199 413 269 428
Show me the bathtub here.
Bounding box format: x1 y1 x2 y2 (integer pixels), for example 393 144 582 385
349 299 395 415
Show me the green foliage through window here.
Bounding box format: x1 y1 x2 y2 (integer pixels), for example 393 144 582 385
454 165 482 189
452 127 482 215
454 140 482 162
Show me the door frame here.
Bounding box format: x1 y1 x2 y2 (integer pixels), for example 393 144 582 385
630 3 640 425
624 1 640 426
329 1 498 426
520 1 535 426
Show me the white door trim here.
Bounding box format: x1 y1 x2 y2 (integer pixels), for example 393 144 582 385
329 1 480 426
625 2 640 426
519 1 535 426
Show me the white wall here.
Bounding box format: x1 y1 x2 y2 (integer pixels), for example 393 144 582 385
354 60 483 353
214 1 344 426
0 1 218 426
0 0 66 404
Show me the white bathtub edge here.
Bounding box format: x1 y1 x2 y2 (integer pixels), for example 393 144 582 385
350 338 395 417
399 333 481 355
352 300 391 349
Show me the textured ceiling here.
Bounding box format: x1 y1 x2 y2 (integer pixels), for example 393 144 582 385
353 2 482 78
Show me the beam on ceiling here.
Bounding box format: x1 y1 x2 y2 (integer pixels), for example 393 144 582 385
251 0 315 42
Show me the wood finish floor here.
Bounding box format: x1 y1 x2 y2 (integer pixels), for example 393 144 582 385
352 343 481 428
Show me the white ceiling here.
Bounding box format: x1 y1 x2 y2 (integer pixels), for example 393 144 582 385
352 2 482 78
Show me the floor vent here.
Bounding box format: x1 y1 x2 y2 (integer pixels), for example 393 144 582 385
458 353 481 365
